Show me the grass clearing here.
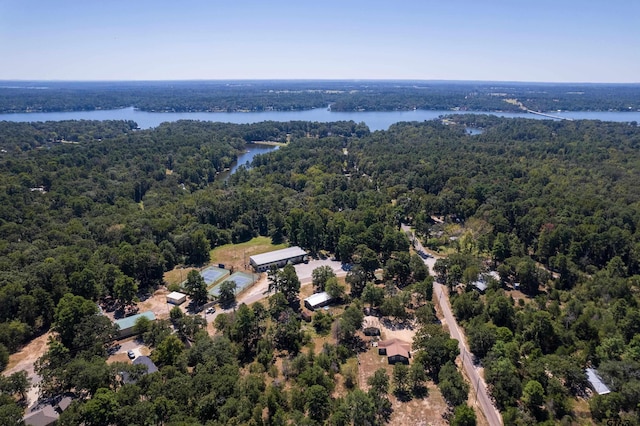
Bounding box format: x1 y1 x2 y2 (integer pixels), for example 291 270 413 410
572 398 595 425
164 237 286 286
164 266 196 286
210 236 287 271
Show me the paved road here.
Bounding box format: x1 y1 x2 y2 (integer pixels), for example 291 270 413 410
434 283 503 425
402 224 503 426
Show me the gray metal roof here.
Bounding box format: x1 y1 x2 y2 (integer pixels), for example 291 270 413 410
586 368 611 395
133 356 158 374
473 280 488 292
24 405 58 426
249 246 307 266
57 396 73 412
304 291 333 308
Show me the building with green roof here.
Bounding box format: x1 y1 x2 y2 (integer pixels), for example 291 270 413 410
114 311 156 339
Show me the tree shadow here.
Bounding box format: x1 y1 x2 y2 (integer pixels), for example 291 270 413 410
412 385 429 399
288 299 301 312
187 301 203 314
393 389 412 402
220 299 237 310
137 291 153 302
380 317 414 331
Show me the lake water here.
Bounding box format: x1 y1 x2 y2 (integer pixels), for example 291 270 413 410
1 107 639 132
221 144 279 179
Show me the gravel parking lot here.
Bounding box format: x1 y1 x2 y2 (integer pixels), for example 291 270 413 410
294 258 346 283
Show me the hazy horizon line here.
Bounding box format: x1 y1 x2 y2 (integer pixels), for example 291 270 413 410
1 78 639 86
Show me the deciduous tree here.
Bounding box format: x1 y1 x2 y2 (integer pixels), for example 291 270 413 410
218 280 237 308
312 266 336 292
184 270 208 306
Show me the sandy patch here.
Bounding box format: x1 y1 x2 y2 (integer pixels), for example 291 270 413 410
357 348 448 426
137 288 172 320
3 331 51 407
363 315 416 344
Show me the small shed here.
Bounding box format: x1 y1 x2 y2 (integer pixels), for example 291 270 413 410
114 311 156 339
304 291 334 311
586 368 611 395
166 291 187 305
378 338 411 364
57 396 73 412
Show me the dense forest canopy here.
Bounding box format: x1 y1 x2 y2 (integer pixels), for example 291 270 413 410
1 80 640 113
1 116 640 424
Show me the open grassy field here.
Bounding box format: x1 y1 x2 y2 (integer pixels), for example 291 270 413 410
210 236 287 271
163 266 196 286
164 237 286 286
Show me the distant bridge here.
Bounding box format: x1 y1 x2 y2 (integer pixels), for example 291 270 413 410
526 109 574 121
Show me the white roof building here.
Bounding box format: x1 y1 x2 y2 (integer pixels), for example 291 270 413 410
249 246 307 272
472 280 488 292
304 291 333 310
166 291 187 305
586 368 611 395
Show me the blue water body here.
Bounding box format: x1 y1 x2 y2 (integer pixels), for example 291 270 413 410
1 107 639 131
223 144 280 179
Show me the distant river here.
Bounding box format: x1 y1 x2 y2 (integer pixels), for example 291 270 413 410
1 107 639 131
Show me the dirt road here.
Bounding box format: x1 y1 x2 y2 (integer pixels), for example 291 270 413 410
3 332 50 408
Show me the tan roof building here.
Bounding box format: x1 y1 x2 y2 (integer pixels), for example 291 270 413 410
377 338 411 364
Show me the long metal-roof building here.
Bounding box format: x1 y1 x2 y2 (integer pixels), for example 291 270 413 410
249 246 308 272
114 311 156 339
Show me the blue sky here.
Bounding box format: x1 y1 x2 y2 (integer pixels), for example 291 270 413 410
0 0 638 82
